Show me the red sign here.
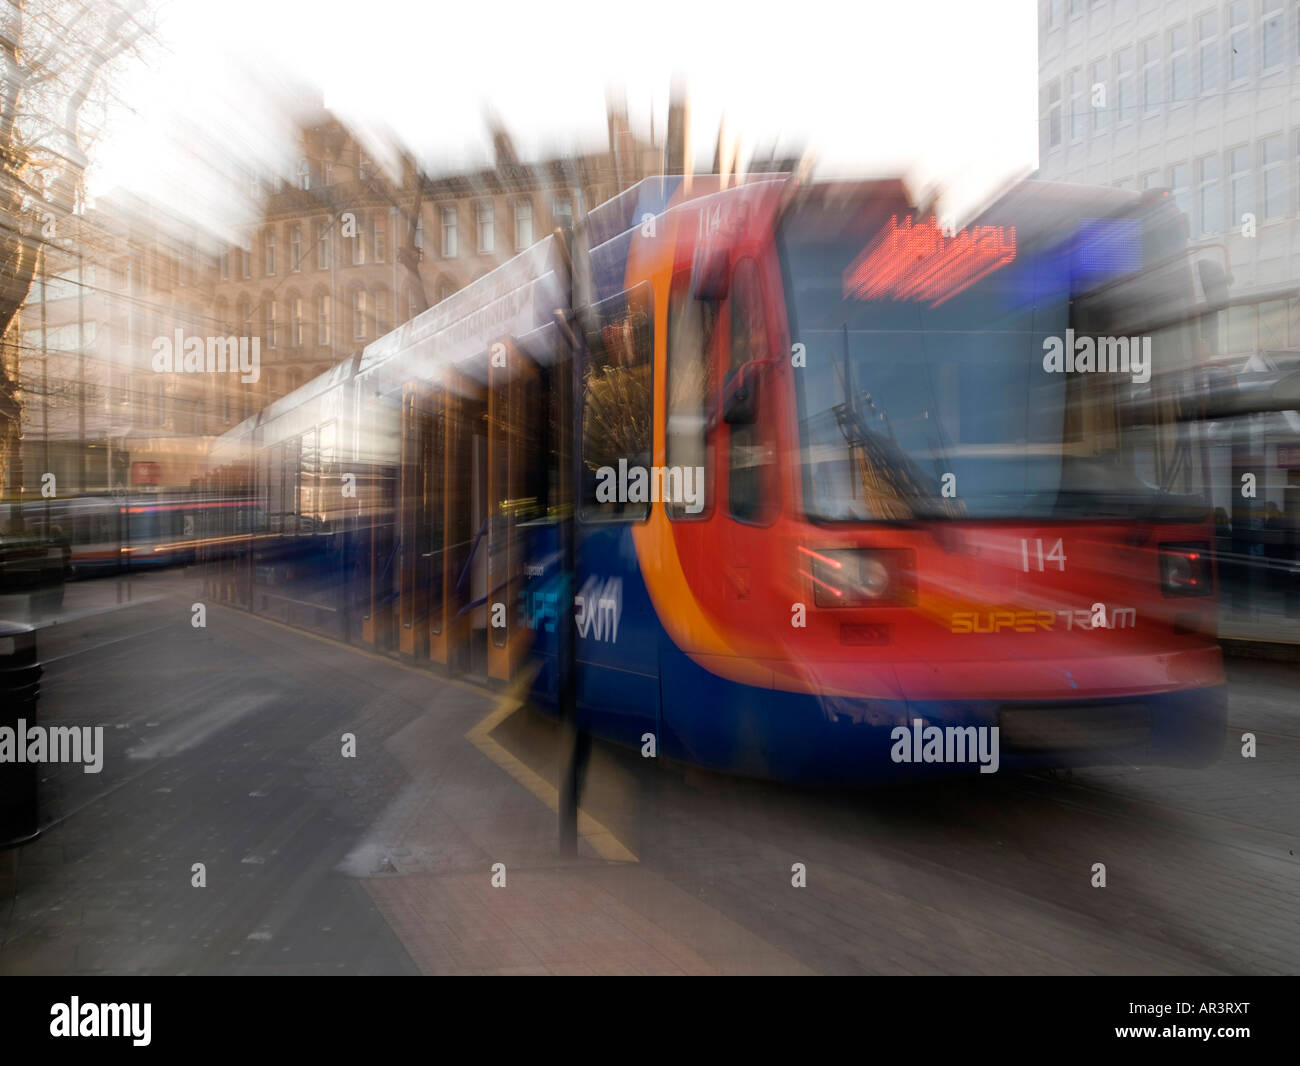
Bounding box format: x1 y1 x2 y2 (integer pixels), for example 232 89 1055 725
132 461 161 486
843 215 1017 307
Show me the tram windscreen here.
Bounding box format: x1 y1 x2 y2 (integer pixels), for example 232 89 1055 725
776 198 1210 523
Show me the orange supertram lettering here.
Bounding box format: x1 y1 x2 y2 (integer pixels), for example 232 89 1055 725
950 610 1055 634
843 215 1016 307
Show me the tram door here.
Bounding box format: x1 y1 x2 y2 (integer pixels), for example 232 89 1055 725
487 342 542 682
433 378 485 672
362 390 401 651
398 384 435 658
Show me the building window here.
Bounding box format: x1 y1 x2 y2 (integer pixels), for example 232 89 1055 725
1141 38 1160 112
1229 146 1251 225
1068 69 1084 140
298 158 311 190
317 294 331 347
476 203 494 253
414 214 423 251
514 201 533 250
241 245 251 280
1228 2 1249 82
1169 161 1191 218
1169 24 1189 102
1295 131 1300 218
1091 60 1108 131
1114 47 1134 121
1047 80 1062 148
1262 0 1283 70
218 251 229 281
290 296 303 347
1198 12 1218 96
353 290 367 339
553 197 573 230
1140 170 1160 189
264 229 276 276
359 153 373 182
316 221 330 270
1261 134 1285 220
265 300 278 348
1197 154 1221 235
373 214 386 262
441 207 458 258
290 224 302 272
350 219 365 266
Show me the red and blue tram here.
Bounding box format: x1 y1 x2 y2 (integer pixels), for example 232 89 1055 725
203 173 1227 784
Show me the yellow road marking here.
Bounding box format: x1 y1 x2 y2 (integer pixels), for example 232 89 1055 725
465 667 639 865
214 601 638 863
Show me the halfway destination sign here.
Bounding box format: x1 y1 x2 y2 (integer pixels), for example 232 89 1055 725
843 215 1017 307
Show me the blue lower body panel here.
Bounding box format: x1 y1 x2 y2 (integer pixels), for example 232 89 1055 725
659 646 1228 785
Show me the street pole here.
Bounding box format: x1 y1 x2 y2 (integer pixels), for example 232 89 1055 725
40 246 48 535
77 216 86 495
557 184 589 857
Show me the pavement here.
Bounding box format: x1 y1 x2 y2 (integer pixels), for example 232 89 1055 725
1 568 1298 974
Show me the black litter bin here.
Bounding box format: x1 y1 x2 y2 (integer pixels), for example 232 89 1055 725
0 621 41 847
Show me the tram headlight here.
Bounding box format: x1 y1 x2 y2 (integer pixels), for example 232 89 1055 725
1159 542 1212 597
806 548 917 607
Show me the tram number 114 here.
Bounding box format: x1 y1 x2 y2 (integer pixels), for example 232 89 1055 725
1021 538 1066 572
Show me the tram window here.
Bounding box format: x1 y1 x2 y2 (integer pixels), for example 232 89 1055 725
580 281 653 521
666 270 715 520
283 437 301 532
255 449 270 533
728 259 778 524
318 420 336 530
301 428 317 534
268 444 283 532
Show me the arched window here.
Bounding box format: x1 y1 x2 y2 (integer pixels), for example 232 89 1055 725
264 298 278 348
316 292 331 347
352 289 367 339
372 288 389 335
288 292 303 347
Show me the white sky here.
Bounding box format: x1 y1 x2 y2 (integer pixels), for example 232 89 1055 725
90 0 1038 232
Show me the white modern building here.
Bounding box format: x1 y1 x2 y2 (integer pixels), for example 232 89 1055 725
1038 0 1300 618
1038 0 1299 350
